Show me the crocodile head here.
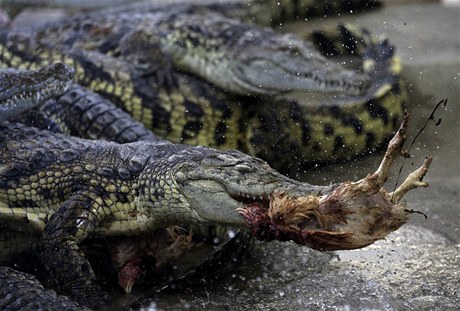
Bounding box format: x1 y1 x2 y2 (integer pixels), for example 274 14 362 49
163 147 329 228
169 115 431 251
166 13 369 97
226 30 370 96
0 63 74 122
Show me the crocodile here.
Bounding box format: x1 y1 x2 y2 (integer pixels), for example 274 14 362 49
32 5 371 96
0 63 245 305
1 64 253 295
0 111 432 308
0 63 425 308
0 22 406 170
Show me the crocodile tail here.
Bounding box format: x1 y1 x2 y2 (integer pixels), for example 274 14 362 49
0 266 87 310
19 85 163 143
309 23 402 76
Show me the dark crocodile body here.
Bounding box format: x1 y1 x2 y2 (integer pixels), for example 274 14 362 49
0 63 73 122
32 5 370 95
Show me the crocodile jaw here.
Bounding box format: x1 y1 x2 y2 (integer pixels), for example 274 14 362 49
181 179 273 228
230 32 370 96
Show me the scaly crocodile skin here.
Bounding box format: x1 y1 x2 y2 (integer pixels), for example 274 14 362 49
1 65 251 308
33 6 370 96
0 1 408 308
0 63 73 122
0 266 88 310
0 111 431 309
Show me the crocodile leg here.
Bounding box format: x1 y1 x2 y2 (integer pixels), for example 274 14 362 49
39 190 109 308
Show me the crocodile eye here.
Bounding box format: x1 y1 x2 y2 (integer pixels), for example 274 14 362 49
235 164 252 173
117 167 132 180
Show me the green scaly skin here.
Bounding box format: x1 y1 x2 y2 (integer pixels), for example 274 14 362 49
0 1 410 308
0 32 416 311
0 63 243 309
0 64 88 311
2 65 250 302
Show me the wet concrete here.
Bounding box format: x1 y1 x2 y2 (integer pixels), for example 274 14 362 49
139 226 459 311
130 3 459 311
